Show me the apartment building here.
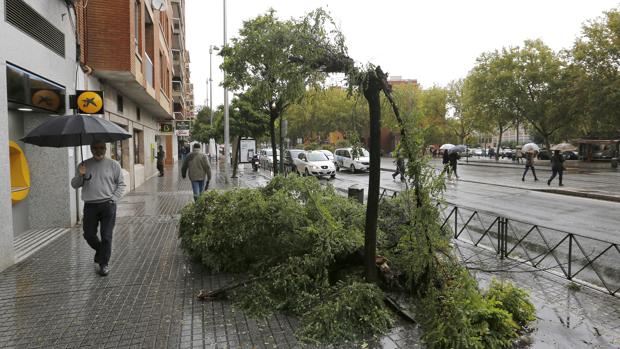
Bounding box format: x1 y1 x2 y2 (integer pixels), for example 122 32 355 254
77 0 177 189
1 0 87 271
1 0 192 272
171 0 194 149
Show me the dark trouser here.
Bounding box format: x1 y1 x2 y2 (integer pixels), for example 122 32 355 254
450 163 458 177
393 166 405 180
522 165 537 179
157 162 164 175
83 201 117 266
441 163 451 177
548 169 563 185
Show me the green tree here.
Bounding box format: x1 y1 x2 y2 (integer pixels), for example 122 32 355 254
229 95 269 176
464 48 518 159
569 7 620 137
221 9 348 174
284 87 368 143
190 106 219 144
446 79 477 145
512 40 574 152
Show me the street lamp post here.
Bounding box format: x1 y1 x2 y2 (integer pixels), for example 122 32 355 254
223 0 230 180
208 45 219 126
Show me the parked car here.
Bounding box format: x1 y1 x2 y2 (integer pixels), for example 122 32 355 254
471 148 483 157
334 147 370 173
499 148 514 159
259 148 280 169
293 151 336 178
537 149 551 160
563 151 579 160
318 150 335 166
283 149 305 174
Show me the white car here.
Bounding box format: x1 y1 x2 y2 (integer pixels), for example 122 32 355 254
294 151 336 178
259 148 280 169
318 149 336 166
334 147 370 172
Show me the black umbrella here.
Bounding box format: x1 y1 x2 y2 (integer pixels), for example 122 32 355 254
21 114 131 148
22 114 132 180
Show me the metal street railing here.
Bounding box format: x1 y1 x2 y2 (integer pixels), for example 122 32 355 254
378 187 620 296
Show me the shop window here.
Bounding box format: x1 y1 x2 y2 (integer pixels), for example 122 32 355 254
133 129 144 164
117 94 124 113
6 63 66 113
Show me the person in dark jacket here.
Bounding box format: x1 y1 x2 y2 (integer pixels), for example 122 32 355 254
522 152 538 181
392 153 405 181
441 150 451 177
155 145 165 177
448 152 460 179
547 150 565 186
181 143 212 201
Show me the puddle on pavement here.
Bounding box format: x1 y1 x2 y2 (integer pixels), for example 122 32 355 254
529 297 617 348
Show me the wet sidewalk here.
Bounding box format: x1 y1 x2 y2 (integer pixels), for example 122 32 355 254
0 163 418 349
1 161 618 348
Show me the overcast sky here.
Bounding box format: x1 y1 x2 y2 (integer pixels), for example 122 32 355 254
186 0 618 109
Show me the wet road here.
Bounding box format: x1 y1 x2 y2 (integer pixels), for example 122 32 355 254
325 165 620 244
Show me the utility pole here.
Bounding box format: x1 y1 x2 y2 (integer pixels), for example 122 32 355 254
223 0 230 181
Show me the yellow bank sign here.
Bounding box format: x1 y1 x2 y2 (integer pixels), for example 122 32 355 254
74 90 104 114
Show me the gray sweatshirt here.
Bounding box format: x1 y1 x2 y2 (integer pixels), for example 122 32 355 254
71 158 126 203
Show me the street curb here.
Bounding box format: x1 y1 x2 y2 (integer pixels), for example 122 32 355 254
536 188 620 203
457 161 554 171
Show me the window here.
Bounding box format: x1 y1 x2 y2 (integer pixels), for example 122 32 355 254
134 0 142 52
133 129 144 164
110 140 123 164
117 94 124 113
136 107 141 121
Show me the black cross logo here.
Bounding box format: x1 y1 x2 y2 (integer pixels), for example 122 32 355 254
82 97 97 108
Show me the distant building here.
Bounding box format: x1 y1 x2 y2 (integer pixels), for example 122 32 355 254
490 123 533 147
387 75 419 87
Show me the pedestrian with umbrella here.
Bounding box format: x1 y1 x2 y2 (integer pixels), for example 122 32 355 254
448 145 465 180
547 149 565 187
521 143 540 182
22 114 131 276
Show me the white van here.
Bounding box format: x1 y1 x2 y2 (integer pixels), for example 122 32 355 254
334 147 370 172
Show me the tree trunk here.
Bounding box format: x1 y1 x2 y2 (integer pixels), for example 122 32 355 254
279 115 285 174
362 71 381 284
270 116 278 174
496 124 503 161
231 136 241 178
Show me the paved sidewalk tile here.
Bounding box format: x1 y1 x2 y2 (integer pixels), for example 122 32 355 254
0 163 418 349
454 241 620 348
4 160 616 348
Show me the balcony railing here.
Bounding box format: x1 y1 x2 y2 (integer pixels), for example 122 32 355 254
172 49 181 64
172 80 183 93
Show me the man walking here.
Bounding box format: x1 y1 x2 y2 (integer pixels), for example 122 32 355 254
522 152 538 181
71 140 126 276
182 143 212 201
156 145 165 177
547 150 565 186
392 153 405 181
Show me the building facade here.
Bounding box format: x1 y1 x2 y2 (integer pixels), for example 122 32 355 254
1 0 193 272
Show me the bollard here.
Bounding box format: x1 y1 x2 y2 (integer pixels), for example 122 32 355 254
348 185 364 204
